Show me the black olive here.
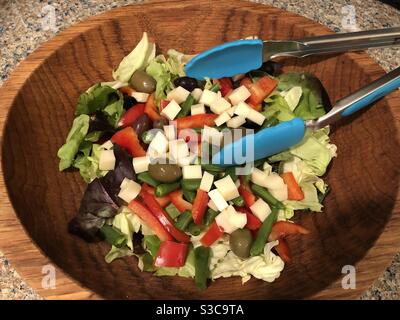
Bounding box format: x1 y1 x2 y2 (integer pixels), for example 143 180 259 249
152 117 169 130
132 113 151 139
259 61 282 76
174 76 198 92
123 94 137 109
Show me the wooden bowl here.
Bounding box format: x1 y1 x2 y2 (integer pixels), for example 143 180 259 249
1 0 399 300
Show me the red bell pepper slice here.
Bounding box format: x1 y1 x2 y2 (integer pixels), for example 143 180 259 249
192 189 209 225
160 99 170 111
141 183 170 207
111 127 146 157
117 103 145 128
268 221 310 241
281 172 305 201
217 77 233 97
176 114 218 130
236 207 261 230
246 76 277 106
200 222 224 247
168 190 193 213
154 241 188 267
238 176 256 208
128 200 173 242
141 191 190 243
274 238 291 263
144 93 160 121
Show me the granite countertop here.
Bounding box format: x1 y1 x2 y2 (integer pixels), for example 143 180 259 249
0 0 399 300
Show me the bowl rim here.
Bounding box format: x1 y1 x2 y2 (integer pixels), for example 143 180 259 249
0 0 400 300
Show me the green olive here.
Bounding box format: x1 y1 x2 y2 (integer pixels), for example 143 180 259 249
148 163 182 183
130 70 156 93
229 229 253 259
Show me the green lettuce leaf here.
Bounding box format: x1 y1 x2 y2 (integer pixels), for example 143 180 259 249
73 144 108 183
146 58 174 100
166 49 195 76
293 87 325 120
105 245 134 263
112 207 143 250
57 114 90 171
143 235 161 257
262 94 295 123
112 32 156 83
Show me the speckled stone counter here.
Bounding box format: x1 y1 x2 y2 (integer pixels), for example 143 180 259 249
0 0 399 300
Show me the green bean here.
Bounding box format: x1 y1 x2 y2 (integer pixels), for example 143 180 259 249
155 181 181 197
318 185 331 204
251 184 284 209
165 203 181 220
250 208 278 256
204 208 219 226
183 189 196 203
201 163 225 172
99 225 127 248
181 179 202 191
194 246 211 290
209 83 221 93
224 166 238 181
187 222 203 236
178 94 195 117
230 196 244 207
174 210 193 231
137 172 160 187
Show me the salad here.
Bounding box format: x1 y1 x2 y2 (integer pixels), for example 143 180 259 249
58 32 336 290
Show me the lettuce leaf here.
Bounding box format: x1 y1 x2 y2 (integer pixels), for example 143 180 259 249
146 58 174 100
154 247 196 278
262 94 295 123
105 245 134 263
57 114 90 170
73 144 108 183
166 49 195 76
112 32 155 83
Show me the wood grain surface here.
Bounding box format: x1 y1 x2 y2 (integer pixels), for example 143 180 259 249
0 0 399 300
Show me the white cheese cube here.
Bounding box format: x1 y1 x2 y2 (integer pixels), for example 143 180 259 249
99 149 116 171
214 111 231 127
100 140 113 150
120 177 131 190
210 97 231 115
250 198 271 222
202 125 223 145
167 86 190 104
191 88 203 101
227 115 246 128
251 167 267 186
226 106 236 117
208 199 219 212
199 89 218 106
228 85 251 105
176 153 197 167
118 179 141 203
214 175 240 201
264 172 286 190
163 125 176 141
234 101 251 118
161 100 181 120
247 108 266 126
131 92 149 103
199 171 214 192
132 156 150 174
227 208 247 229
191 103 206 115
169 139 189 160
269 185 288 201
148 131 169 156
215 205 246 233
208 189 229 211
182 165 202 179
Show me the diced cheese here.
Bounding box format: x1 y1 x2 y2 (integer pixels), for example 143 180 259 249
208 199 219 212
176 153 197 167
191 103 206 115
167 86 190 104
214 175 239 201
235 179 240 188
215 205 246 233
214 111 231 127
120 177 131 190
269 185 288 202
263 162 273 175
199 89 218 106
99 149 115 171
100 140 113 150
191 88 203 101
264 172 286 190
251 167 267 187
202 125 223 145
227 115 246 128
199 171 214 192
161 100 181 120
234 101 251 118
118 179 141 203
148 131 169 156
247 108 266 126
131 92 149 103
169 139 189 160
208 189 229 211
227 208 247 229
132 156 150 174
226 106 236 117
210 97 231 115
250 198 271 222
163 125 176 140
228 85 251 105
182 165 202 179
